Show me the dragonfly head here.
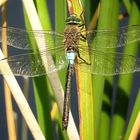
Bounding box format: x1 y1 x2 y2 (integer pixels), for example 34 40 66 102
65 14 82 26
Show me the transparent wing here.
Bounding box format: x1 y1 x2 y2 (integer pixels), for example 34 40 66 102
0 25 140 51
82 25 140 48
0 26 140 76
77 47 140 75
0 27 64 50
0 46 139 76
0 48 68 77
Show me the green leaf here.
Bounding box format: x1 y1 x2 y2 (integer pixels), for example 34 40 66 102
123 0 131 13
124 90 140 140
23 1 54 139
55 0 68 139
69 0 94 139
110 1 140 140
99 1 121 140
93 0 119 139
55 0 67 88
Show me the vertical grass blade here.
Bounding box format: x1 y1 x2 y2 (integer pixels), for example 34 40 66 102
23 9 54 140
99 1 121 140
93 0 117 139
28 0 54 138
23 0 59 139
21 77 29 140
55 0 66 32
23 0 65 121
128 112 140 139
23 0 79 139
55 0 68 138
124 90 140 140
123 0 131 13
1 3 17 140
0 49 46 139
35 0 51 30
67 0 94 139
110 1 140 139
55 0 66 89
0 0 6 6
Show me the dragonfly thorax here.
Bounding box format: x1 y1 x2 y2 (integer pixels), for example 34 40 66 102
64 24 81 52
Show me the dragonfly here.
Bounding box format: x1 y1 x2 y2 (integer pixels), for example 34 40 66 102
0 14 140 130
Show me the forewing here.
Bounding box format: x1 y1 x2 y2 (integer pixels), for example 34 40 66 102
0 27 64 50
80 25 140 48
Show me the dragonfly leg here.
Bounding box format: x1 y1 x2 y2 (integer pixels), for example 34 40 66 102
80 33 86 41
77 51 91 65
78 11 85 30
79 10 88 41
79 24 87 41
79 10 85 26
73 46 90 65
79 24 85 30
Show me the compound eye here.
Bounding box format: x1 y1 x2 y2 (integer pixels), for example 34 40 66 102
65 14 82 25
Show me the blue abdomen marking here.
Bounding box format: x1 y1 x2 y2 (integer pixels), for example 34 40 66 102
66 51 77 64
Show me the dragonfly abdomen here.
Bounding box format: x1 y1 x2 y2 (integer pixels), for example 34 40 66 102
62 63 74 130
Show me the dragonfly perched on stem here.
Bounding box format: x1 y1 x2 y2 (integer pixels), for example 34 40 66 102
0 14 140 130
